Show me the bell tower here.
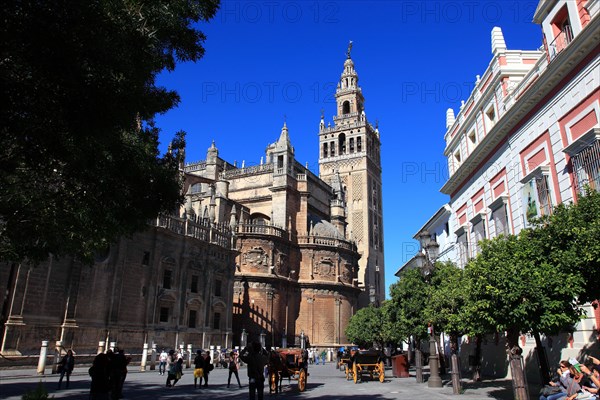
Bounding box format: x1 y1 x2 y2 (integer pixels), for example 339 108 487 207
318 43 385 306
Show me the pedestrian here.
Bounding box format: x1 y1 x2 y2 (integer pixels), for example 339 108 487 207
89 353 111 400
107 347 128 400
165 350 177 387
314 349 319 365
159 349 168 375
172 356 184 387
57 349 75 389
193 350 205 389
320 349 327 365
228 351 242 388
240 342 269 400
200 351 213 387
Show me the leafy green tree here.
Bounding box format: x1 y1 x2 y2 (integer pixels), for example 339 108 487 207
463 231 585 398
387 267 429 348
531 188 600 304
423 261 467 354
0 0 220 264
345 305 386 349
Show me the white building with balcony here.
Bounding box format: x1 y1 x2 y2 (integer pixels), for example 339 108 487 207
407 0 599 381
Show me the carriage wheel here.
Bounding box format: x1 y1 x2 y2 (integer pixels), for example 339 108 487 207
298 369 307 392
269 371 278 393
353 363 359 384
379 362 385 383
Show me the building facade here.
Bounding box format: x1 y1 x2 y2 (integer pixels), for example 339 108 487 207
407 0 599 380
0 51 385 357
0 216 236 356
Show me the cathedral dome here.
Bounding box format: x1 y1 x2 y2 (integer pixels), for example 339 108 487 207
312 220 343 239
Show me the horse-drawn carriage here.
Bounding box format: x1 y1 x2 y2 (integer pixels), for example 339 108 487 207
267 348 309 393
345 350 385 383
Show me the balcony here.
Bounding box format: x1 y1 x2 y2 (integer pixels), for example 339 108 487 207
548 26 573 61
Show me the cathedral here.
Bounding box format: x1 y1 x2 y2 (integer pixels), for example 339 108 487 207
0 49 385 357
184 47 385 348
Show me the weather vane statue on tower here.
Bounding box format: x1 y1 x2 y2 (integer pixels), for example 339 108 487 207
346 40 353 59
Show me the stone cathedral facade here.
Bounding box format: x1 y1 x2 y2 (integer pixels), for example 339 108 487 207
0 51 385 357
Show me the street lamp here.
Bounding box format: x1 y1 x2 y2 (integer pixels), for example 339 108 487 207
418 230 443 388
300 330 305 349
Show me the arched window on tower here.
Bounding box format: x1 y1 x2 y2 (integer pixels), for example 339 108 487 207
349 138 355 153
357 137 362 152
342 101 350 115
338 133 346 155
330 141 335 157
323 142 328 158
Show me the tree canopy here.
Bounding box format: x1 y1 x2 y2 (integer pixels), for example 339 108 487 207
0 0 220 264
423 261 468 348
530 188 600 304
345 304 387 348
463 230 585 348
387 267 429 344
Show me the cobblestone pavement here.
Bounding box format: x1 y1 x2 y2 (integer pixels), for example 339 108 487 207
0 363 531 399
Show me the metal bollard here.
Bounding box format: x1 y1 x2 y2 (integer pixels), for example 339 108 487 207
37 341 49 375
140 343 148 371
98 341 105 354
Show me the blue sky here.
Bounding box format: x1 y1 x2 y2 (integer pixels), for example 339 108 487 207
154 0 542 296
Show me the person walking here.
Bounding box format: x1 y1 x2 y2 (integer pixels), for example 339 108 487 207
228 351 242 388
165 350 177 387
320 349 327 365
240 342 269 400
57 349 75 389
193 350 205 389
200 351 213 387
89 353 111 400
158 349 168 375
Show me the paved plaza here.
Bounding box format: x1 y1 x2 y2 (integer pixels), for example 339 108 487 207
0 362 534 399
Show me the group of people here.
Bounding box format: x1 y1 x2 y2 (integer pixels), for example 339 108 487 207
88 348 131 400
307 348 328 365
540 355 600 400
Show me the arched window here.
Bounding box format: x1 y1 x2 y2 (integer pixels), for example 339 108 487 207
323 142 328 158
330 141 335 157
357 137 362 152
338 133 346 155
342 101 350 115
349 138 355 153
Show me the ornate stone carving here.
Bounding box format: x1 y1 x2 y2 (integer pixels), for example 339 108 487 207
242 246 268 268
314 257 334 277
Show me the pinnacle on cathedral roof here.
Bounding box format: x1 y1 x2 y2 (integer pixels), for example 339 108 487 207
275 121 294 153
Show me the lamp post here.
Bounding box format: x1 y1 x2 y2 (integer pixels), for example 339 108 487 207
418 231 443 388
300 330 305 350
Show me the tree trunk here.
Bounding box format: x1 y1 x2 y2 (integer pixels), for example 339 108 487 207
507 329 529 400
450 333 462 395
415 339 424 383
533 331 550 384
472 334 482 382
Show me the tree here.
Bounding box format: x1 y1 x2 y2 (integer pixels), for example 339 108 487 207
0 0 220 264
345 305 386 349
531 188 600 304
423 261 467 354
463 231 585 399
